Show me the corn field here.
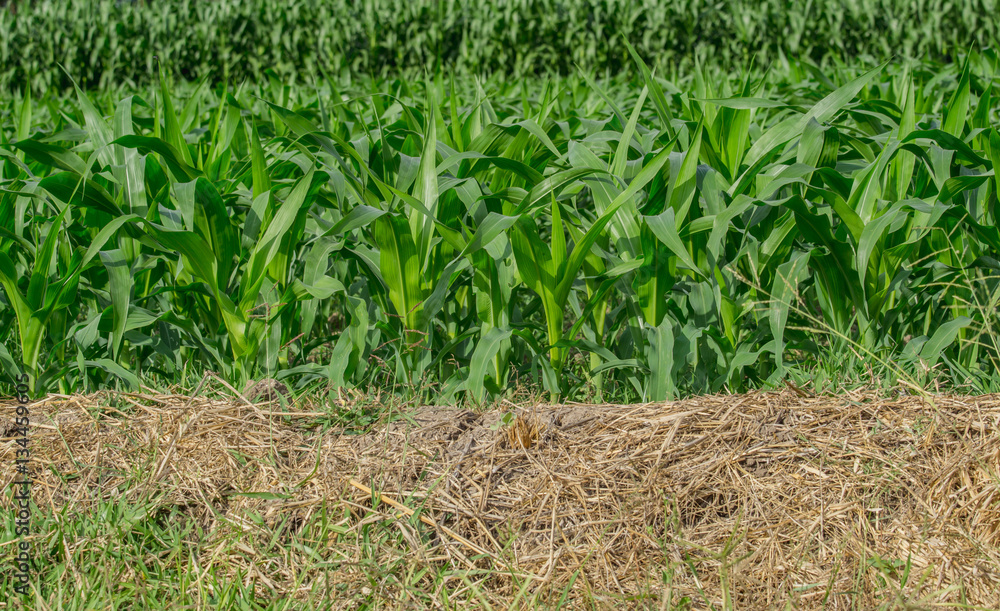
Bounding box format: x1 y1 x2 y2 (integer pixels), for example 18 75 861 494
1 50 999 400
3 0 999 91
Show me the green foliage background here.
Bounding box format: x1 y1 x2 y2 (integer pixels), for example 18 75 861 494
2 0 999 91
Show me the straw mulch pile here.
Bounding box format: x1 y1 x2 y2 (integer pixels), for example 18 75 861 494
2 384 999 609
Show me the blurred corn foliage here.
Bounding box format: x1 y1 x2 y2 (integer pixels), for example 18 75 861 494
2 0 999 92
1 51 999 400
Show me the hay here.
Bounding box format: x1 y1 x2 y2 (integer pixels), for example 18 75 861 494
2 387 1000 608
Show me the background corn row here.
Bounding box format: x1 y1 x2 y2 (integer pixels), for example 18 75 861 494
2 0 999 92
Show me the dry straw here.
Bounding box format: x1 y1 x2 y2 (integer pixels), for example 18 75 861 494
2 386 999 608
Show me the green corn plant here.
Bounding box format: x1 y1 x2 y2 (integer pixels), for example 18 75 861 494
509 133 674 398
0 202 141 393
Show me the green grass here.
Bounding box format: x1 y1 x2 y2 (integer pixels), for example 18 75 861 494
0 490 655 609
1 50 999 402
